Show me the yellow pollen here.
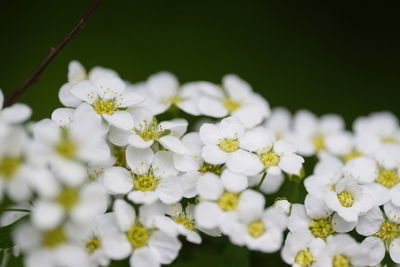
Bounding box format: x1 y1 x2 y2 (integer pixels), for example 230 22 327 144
312 134 325 151
217 191 239 211
134 174 158 191
309 217 334 239
57 187 79 211
376 169 399 189
259 151 280 167
247 220 265 238
382 136 397 144
175 214 195 230
93 98 116 115
219 137 240 153
42 227 66 248
223 98 241 113
137 120 166 142
199 163 222 175
295 248 315 267
343 150 363 162
170 95 182 105
127 224 149 248
374 219 399 242
113 148 126 167
0 156 21 179
337 191 354 207
86 237 101 254
332 254 351 267
55 139 76 159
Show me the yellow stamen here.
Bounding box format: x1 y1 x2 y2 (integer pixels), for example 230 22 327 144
217 191 239 211
295 248 315 267
219 137 240 153
127 224 149 248
337 191 354 207
247 220 265 238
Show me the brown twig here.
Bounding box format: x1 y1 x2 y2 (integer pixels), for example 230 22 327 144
4 0 102 106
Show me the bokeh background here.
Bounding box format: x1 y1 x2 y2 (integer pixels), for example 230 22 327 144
1 0 400 266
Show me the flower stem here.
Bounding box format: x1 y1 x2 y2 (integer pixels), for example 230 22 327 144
0 208 30 213
256 171 267 189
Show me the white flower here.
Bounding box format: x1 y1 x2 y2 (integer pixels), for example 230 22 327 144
197 74 270 128
357 205 400 264
353 112 400 155
153 203 202 244
0 125 31 202
103 146 182 204
31 182 108 230
325 178 373 222
240 128 304 176
288 203 336 240
70 76 144 130
199 116 262 175
109 108 187 154
137 72 203 115
100 200 182 267
291 110 352 156
281 230 327 267
0 89 32 125
264 107 292 140
273 199 291 215
194 172 251 230
222 204 287 253
13 222 91 267
58 61 120 108
29 117 110 186
322 234 371 267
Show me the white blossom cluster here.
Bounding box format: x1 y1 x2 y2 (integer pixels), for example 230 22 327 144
0 61 400 267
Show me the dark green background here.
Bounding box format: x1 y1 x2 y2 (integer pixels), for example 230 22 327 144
1 1 400 266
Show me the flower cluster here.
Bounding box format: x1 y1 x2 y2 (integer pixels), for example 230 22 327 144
0 61 399 267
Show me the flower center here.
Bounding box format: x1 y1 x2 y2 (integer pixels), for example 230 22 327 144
375 219 400 242
134 174 158 191
42 227 66 248
337 191 354 207
127 224 149 248
259 151 280 167
312 134 325 151
295 248 315 267
57 187 79 211
136 120 170 142
164 95 182 105
217 191 239 211
219 137 240 153
382 136 397 144
55 139 77 159
86 237 101 254
247 220 265 238
113 148 126 167
223 98 241 113
342 150 363 162
0 156 21 179
376 169 399 189
199 163 222 175
175 214 195 230
309 217 334 239
332 254 351 267
93 98 117 115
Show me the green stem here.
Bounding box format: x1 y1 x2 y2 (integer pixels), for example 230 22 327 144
256 171 267 189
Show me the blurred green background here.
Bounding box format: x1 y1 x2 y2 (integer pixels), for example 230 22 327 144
1 0 400 266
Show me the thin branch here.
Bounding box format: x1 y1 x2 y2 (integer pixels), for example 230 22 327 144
4 0 103 106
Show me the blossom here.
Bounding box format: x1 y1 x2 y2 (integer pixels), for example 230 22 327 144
199 116 263 175
103 146 182 204
134 72 203 115
197 74 270 128
194 172 250 230
100 200 182 267
109 108 187 154
357 205 400 264
281 230 327 267
70 76 144 130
